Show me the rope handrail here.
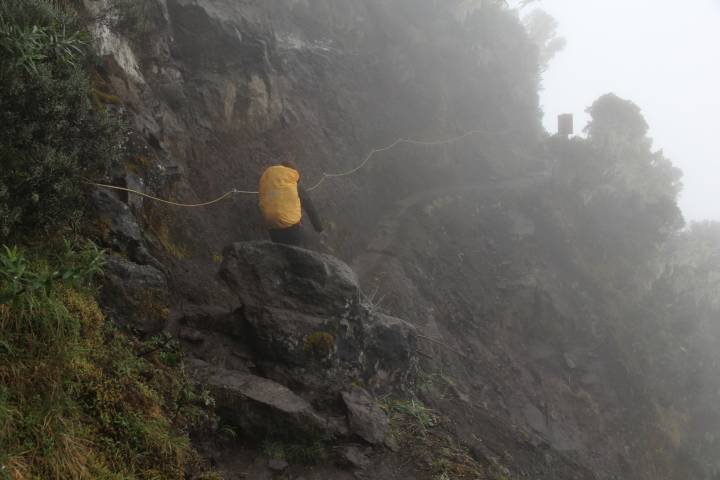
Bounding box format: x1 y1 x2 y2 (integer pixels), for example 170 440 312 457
88 127 511 206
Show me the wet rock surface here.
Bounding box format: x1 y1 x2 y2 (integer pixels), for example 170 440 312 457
200 365 328 439
341 387 389 445
220 242 360 318
100 255 169 333
336 445 371 470
180 242 417 466
211 242 418 391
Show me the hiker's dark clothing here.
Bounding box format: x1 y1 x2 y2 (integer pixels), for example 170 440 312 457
298 185 323 233
268 223 303 246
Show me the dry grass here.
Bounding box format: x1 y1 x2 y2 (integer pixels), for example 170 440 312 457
380 397 490 480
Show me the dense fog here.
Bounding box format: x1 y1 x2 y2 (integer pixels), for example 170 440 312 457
534 0 720 221
2 1 720 479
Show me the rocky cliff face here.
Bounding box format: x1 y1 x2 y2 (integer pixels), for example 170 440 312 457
175 242 417 477
90 0 541 290
87 1 714 479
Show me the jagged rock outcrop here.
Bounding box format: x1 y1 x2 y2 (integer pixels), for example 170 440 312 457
191 361 330 439
179 242 417 447
341 387 389 445
218 242 418 392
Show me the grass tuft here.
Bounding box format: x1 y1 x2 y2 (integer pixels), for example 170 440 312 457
380 396 489 479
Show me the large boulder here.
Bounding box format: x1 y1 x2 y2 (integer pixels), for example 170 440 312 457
341 387 389 445
199 363 330 439
214 242 418 390
182 242 419 444
220 242 360 317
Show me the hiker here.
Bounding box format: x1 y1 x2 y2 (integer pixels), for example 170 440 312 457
258 159 323 246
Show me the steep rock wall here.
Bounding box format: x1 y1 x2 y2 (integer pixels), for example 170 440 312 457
90 0 543 303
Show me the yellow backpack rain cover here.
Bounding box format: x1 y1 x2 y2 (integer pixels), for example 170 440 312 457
258 166 302 229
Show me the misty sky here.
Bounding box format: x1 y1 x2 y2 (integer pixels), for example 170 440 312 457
529 0 720 222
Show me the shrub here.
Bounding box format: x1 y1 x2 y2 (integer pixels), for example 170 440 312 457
303 332 335 359
381 397 440 438
0 0 122 241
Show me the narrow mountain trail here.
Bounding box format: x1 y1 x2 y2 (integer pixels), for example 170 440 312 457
352 174 549 283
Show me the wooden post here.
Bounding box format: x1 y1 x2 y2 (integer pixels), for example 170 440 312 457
558 113 574 138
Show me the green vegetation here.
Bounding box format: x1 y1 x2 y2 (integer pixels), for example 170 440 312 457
416 369 456 400
0 243 215 479
546 94 720 474
0 1 218 478
548 93 684 288
303 331 335 359
621 222 720 473
380 396 490 479
381 397 441 439
523 8 566 71
0 0 122 241
144 209 192 260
